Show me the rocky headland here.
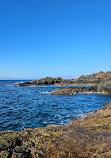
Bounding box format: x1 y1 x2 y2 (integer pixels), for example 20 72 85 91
72 71 111 85
16 71 111 95
51 86 97 95
16 71 111 87
17 77 63 86
3 71 110 157
52 75 111 95
0 102 111 158
61 71 111 86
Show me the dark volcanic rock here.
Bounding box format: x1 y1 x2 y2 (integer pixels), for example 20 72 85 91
17 77 63 86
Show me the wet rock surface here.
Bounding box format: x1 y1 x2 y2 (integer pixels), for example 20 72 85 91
0 102 111 158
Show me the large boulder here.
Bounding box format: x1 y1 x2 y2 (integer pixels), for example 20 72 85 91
96 77 111 94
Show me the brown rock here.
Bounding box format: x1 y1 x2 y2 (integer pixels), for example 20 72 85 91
0 102 111 157
51 86 96 95
17 77 63 86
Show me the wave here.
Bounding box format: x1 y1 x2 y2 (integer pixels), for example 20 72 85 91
84 109 97 115
36 85 56 87
6 81 24 87
6 85 14 87
77 113 87 118
40 91 51 94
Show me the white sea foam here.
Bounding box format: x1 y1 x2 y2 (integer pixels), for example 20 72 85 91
40 91 51 94
28 85 37 87
10 81 24 86
77 113 87 118
15 81 23 84
84 110 96 116
36 85 56 88
6 84 14 87
37 86 50 87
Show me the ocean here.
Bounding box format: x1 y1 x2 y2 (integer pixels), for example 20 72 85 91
0 80 111 131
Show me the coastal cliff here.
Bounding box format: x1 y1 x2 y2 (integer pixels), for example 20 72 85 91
0 102 111 158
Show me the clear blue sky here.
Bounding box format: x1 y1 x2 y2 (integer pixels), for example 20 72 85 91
0 0 111 79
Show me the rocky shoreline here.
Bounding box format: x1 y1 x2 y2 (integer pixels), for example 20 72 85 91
17 77 63 86
0 102 111 157
1 71 111 157
16 71 111 95
51 86 96 95
16 71 111 87
51 76 111 95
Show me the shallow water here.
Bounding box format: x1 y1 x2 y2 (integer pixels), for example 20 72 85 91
0 80 111 131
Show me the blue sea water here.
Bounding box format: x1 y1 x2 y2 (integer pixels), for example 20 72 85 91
0 80 111 131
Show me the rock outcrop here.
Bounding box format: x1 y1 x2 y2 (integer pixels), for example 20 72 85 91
72 71 111 85
51 86 96 95
17 71 111 86
52 72 111 95
96 76 111 95
0 102 111 158
17 77 63 86
52 76 111 95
